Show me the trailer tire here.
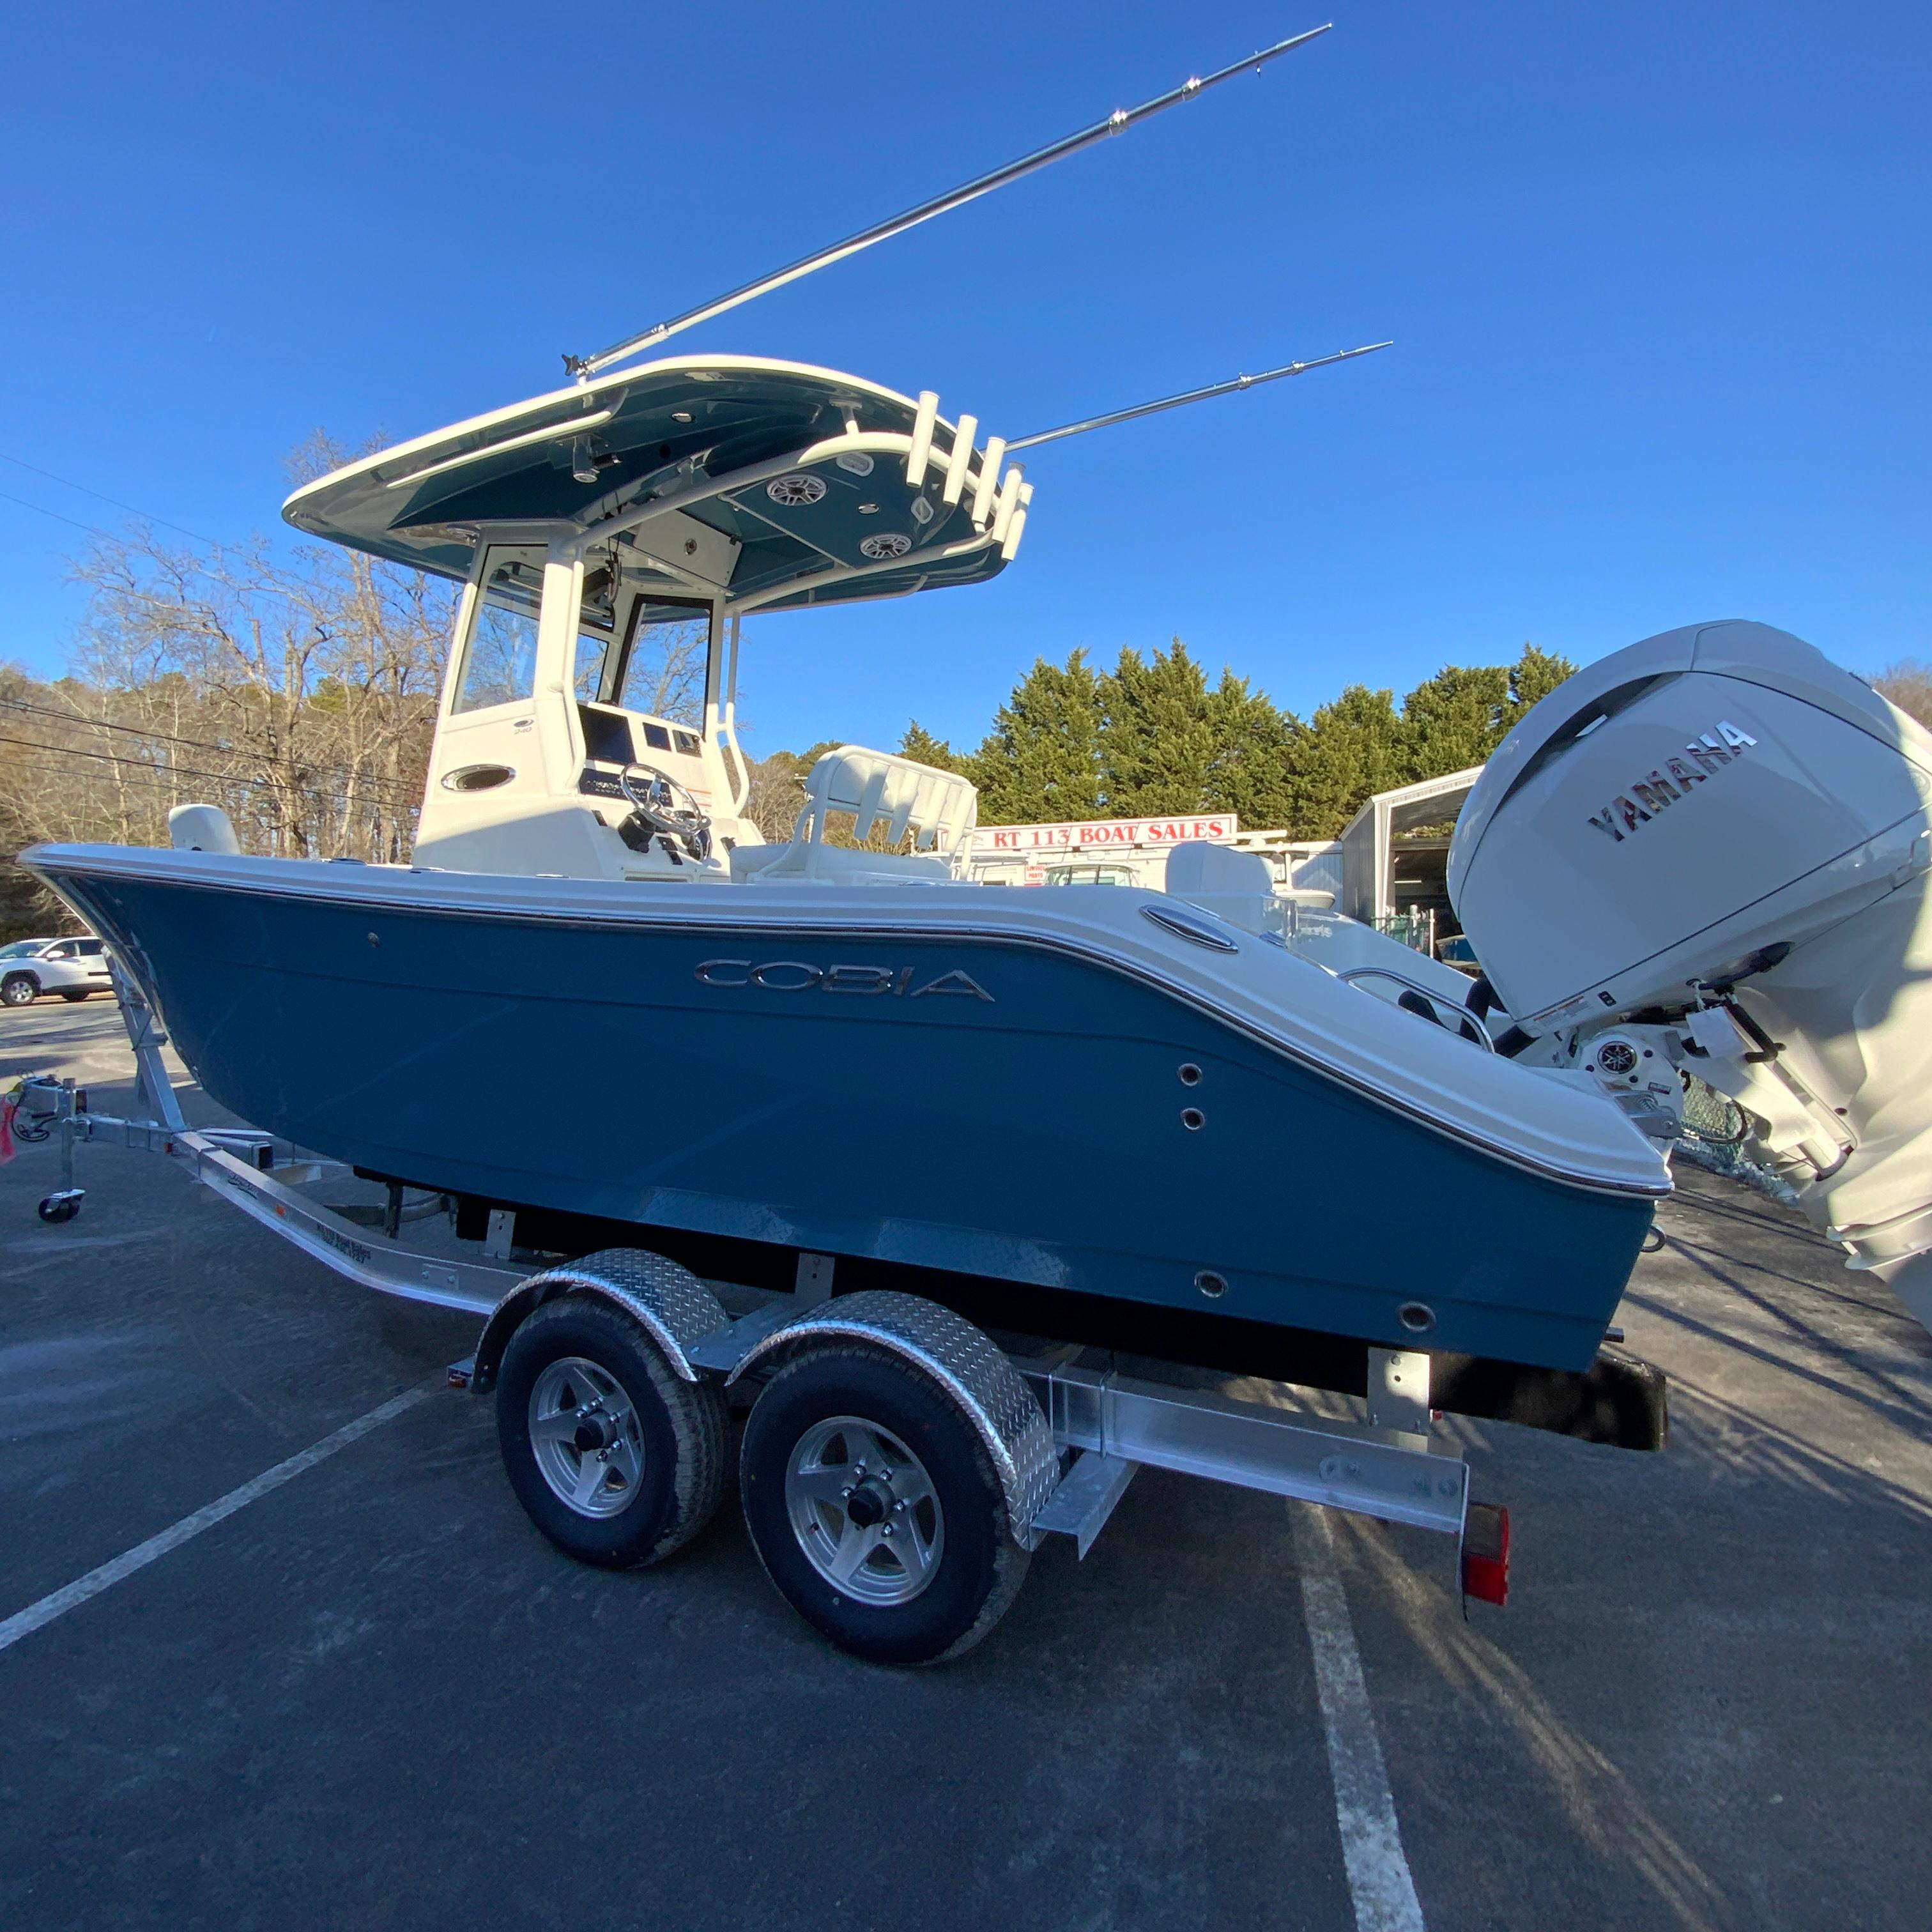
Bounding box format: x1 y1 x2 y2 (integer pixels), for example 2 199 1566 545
495 1297 726 1570
740 1344 1029 1666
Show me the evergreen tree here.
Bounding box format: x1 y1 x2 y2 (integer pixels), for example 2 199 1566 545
898 720 970 773
1504 644 1577 724
1203 668 1300 826
968 648 1105 823
1397 663 1510 781
1279 684 1404 838
861 638 1583 841
1097 640 1218 815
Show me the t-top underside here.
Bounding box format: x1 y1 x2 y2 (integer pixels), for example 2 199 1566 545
282 356 1025 614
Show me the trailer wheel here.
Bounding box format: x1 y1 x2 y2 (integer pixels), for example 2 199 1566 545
495 1297 726 1569
740 1345 1029 1665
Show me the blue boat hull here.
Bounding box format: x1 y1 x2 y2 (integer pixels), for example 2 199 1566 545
56 868 1652 1371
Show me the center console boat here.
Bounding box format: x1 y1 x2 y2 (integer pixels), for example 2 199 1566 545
19 351 1667 1658
26 351 1671 1383
13 29 1692 1661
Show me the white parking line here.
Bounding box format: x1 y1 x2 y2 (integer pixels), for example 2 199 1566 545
1294 1505 1427 1932
0 1384 433 1655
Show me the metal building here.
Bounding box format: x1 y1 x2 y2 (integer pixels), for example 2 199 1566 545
1336 766 1485 931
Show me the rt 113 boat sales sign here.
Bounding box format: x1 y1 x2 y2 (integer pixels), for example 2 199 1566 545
969 815 1239 853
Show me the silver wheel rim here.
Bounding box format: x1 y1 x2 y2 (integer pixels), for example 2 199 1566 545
528 1356 647 1519
784 1415 944 1606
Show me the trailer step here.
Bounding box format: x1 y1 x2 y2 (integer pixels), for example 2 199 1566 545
1030 1450 1139 1558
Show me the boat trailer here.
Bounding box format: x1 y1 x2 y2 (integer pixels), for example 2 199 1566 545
5 970 1512 1661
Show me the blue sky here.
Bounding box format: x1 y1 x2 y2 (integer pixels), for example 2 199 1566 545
2 2 1925 758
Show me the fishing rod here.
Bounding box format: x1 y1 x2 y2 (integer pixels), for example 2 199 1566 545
914 340 1388 562
564 24 1333 379
1006 341 1392 450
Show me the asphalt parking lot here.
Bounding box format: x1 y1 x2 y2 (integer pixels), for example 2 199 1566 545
4 994 1931 1931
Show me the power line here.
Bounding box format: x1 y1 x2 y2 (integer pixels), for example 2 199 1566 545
0 457 460 780
1 698 425 796
0 733 422 812
0 484 325 618
0 697 424 799
0 730 418 804
0 481 454 620
0 450 218 546
0 744 417 820
0 487 105 541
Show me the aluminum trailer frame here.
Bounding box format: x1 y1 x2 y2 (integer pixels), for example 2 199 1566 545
4 967 1506 1604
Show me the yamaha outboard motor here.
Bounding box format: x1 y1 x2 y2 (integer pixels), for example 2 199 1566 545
1449 620 1932 1328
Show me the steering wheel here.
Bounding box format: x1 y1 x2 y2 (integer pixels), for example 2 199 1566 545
618 762 713 862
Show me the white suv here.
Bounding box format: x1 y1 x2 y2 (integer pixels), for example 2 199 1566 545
0 935 115 1007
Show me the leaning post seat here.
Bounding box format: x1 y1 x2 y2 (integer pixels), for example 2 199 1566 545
1163 839 1283 934
732 747 977 885
167 803 241 855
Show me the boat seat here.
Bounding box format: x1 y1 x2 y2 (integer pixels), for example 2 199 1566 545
735 744 976 886
168 802 241 854
1164 839 1282 934
730 842 954 884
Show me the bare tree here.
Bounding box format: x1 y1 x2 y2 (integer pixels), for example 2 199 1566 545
743 750 809 841
0 436 458 929
615 612 708 725
1874 660 1932 730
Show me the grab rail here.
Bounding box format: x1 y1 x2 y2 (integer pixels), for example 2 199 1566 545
1336 966 1497 1052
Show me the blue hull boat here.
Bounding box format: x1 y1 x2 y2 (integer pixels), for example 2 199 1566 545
7 54 1698 1661
20 350 1670 1397
28 843 1666 1375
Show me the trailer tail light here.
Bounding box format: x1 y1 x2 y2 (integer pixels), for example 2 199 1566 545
1461 1502 1510 1606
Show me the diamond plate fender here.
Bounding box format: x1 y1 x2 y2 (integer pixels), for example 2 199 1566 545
727 1289 1059 1549
468 1248 728 1393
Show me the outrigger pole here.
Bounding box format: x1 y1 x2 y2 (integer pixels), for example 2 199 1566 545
564 24 1333 381
1005 341 1392 450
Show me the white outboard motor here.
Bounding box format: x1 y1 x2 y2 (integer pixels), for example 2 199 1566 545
1449 620 1932 1328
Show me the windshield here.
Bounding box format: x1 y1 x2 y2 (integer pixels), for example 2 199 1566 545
572 565 709 728
616 601 707 726
452 549 543 714
0 940 46 958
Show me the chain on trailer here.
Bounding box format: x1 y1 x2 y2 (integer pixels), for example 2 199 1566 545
4 956 1512 1613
